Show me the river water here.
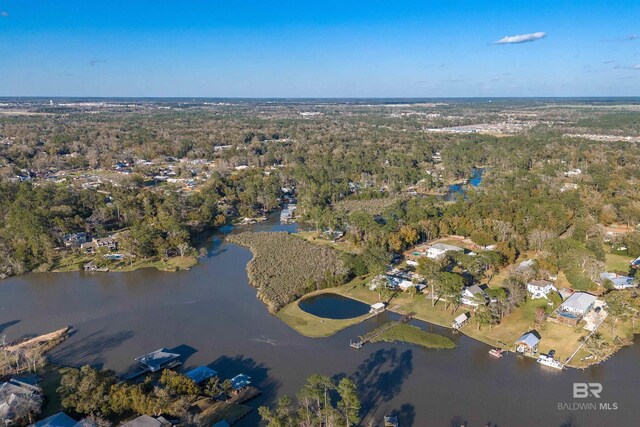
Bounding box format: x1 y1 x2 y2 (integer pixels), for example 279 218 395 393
0 215 637 426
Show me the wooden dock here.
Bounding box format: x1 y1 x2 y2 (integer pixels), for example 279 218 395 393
350 312 415 349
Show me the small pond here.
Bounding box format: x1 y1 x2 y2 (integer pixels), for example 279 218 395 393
298 293 371 319
444 168 485 201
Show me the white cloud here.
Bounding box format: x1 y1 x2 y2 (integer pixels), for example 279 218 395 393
495 32 546 44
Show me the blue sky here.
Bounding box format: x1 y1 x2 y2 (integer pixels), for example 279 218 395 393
1 0 639 97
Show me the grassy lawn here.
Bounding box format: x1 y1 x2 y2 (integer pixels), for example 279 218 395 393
606 253 633 272
277 294 372 338
194 398 252 425
293 231 362 254
371 323 455 349
53 254 198 274
39 365 73 417
279 275 624 369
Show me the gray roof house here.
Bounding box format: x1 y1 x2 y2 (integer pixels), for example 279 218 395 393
427 243 464 259
515 331 541 355
559 292 597 316
460 285 488 308
120 415 171 427
1 380 41 426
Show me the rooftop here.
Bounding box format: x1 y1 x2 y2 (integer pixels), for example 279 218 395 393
560 292 597 313
135 348 181 372
230 374 252 390
33 412 77 427
515 331 541 348
185 366 218 384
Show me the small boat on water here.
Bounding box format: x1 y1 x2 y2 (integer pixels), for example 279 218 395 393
537 354 564 370
489 348 505 358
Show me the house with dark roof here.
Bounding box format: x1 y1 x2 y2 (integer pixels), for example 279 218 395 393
119 415 171 427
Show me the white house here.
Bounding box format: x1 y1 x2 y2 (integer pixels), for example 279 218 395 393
426 243 464 259
387 275 414 291
527 280 557 299
460 285 488 308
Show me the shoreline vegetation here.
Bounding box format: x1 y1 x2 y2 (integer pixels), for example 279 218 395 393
50 252 198 274
276 280 636 369
227 231 350 313
1 327 70 378
370 322 456 349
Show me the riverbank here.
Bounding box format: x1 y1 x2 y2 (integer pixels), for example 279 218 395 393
227 231 350 313
51 253 198 274
276 281 627 369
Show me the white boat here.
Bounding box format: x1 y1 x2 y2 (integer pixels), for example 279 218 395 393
537 354 564 370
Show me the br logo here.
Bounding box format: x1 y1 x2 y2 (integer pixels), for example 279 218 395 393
573 383 602 398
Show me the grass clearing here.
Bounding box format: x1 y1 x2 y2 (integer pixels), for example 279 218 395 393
277 291 372 338
606 253 633 272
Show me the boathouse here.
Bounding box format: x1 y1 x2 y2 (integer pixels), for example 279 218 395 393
515 331 541 355
370 302 386 314
185 366 218 384
135 348 181 373
230 374 252 391
452 312 471 330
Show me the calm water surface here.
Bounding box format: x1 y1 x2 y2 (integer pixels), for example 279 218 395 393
298 294 370 319
0 215 637 426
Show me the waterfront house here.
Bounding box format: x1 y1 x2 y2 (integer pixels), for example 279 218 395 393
184 366 218 384
452 312 471 330
280 204 297 223
32 412 77 427
230 374 251 392
0 379 41 426
370 302 386 314
81 237 117 254
135 348 181 373
460 285 488 309
600 272 637 290
515 331 541 355
555 292 597 326
527 280 557 299
426 243 464 259
386 275 414 291
62 232 87 248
